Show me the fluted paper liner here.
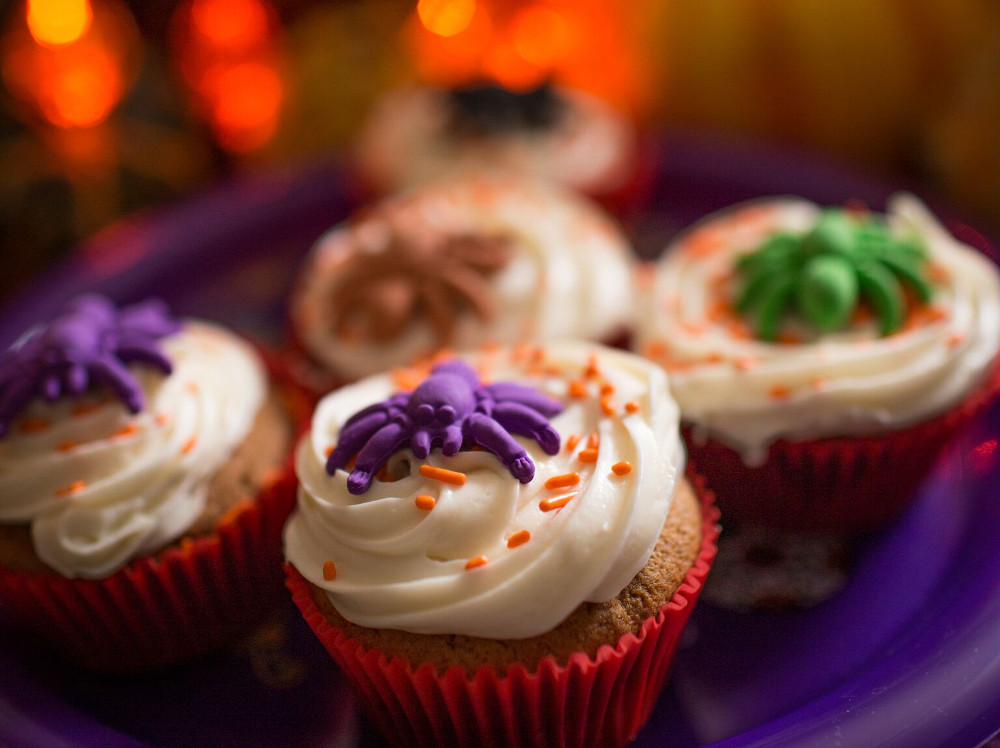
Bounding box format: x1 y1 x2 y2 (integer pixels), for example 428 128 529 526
285 475 719 748
686 364 1000 533
0 350 310 673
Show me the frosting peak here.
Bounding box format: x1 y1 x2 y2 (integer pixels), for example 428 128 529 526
285 343 684 639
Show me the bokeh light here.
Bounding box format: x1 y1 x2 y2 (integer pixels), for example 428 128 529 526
26 0 92 47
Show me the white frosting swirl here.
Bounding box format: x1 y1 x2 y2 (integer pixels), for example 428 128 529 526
284 342 684 639
353 86 636 196
291 177 635 381
637 194 1000 464
0 322 267 579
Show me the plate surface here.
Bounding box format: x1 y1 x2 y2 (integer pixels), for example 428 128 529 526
2 135 999 748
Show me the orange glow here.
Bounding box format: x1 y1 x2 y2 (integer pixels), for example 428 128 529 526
408 2 492 86
27 0 92 46
510 5 573 69
417 0 476 38
190 0 269 52
3 0 138 128
205 61 283 152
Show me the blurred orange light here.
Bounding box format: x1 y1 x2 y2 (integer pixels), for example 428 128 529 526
27 0 93 47
417 0 476 38
206 61 283 152
510 5 572 69
190 0 269 52
42 47 122 126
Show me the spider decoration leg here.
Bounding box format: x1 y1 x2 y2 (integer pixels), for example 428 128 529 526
480 382 563 417
488 402 561 456
466 412 537 483
344 417 413 494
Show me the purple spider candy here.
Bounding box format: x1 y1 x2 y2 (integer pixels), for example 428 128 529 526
0 294 181 436
326 359 564 494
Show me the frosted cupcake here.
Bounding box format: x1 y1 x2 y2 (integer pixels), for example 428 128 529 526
0 295 302 671
636 194 1000 531
288 175 636 389
284 342 718 748
353 80 639 201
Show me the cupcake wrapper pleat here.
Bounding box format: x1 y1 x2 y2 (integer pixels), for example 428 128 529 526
285 473 719 748
0 465 298 673
686 363 1000 532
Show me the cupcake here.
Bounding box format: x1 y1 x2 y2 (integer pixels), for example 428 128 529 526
284 342 718 748
352 80 641 204
0 295 303 671
636 194 1000 532
288 175 637 389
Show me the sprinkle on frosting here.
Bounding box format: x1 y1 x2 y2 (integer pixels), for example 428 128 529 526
734 208 933 339
544 472 580 489
323 561 337 581
539 492 576 512
326 359 562 494
415 494 437 510
0 295 181 437
611 461 632 476
465 555 488 570
419 465 467 486
506 530 531 548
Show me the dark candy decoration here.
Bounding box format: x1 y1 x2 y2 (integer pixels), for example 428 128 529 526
326 359 563 494
0 295 181 436
446 80 566 137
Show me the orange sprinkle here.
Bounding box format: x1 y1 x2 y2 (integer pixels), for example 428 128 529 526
530 346 547 364
777 332 802 345
465 555 488 570
155 413 171 426
810 377 827 390
577 448 599 463
507 530 531 548
545 472 580 490
686 231 724 256
587 432 600 449
218 498 254 527
643 340 667 359
323 561 337 581
611 461 632 476
540 493 576 512
568 380 588 398
624 401 640 414
324 445 335 458
850 305 873 325
512 342 532 363
57 441 78 452
543 364 563 377
18 418 50 434
681 320 708 336
392 367 423 392
600 396 617 417
584 355 601 379
706 352 724 364
113 423 140 438
707 299 731 322
928 263 950 283
770 385 792 400
415 494 436 510
565 433 581 453
56 480 86 497
419 464 467 486
72 401 103 417
727 320 753 340
181 437 198 455
599 382 615 396
948 333 965 348
735 357 759 371
186 382 199 394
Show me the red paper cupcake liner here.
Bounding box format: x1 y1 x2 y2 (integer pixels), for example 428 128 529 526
685 364 1000 533
285 473 719 748
0 464 298 673
0 349 311 673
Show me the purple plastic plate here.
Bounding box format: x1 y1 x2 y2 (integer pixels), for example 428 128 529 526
2 134 1000 748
